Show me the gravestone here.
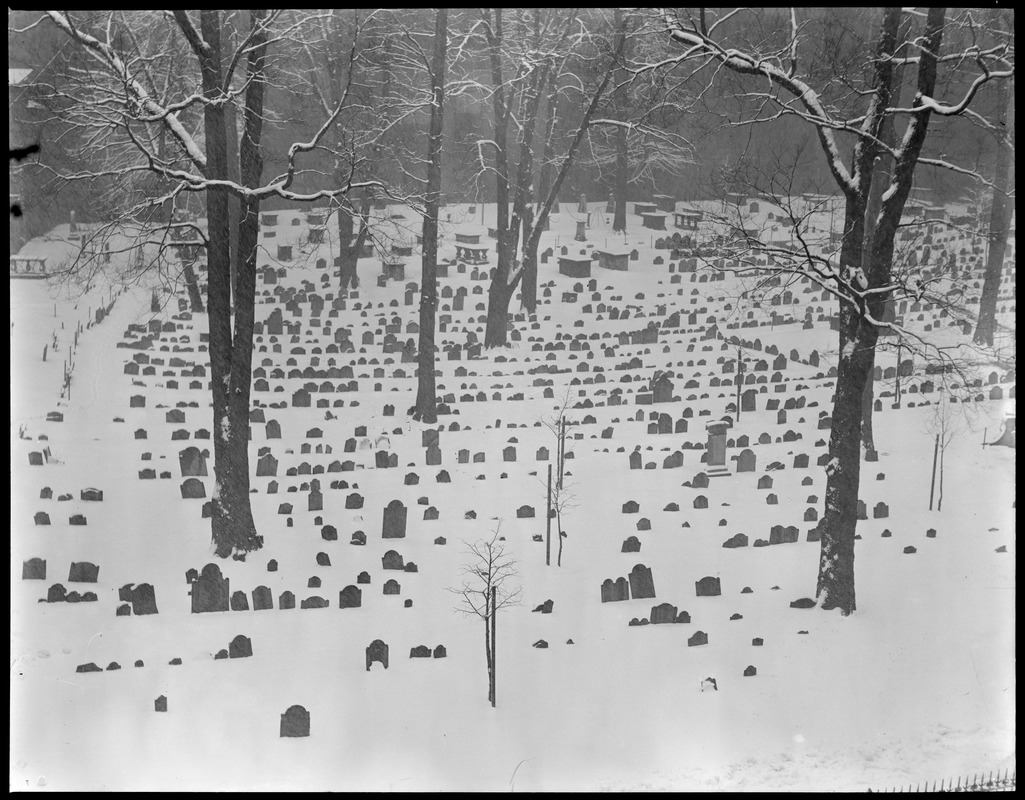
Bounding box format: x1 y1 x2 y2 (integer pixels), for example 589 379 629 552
280 705 310 737
695 576 721 596
190 563 229 613
22 558 46 580
366 639 389 670
179 447 208 477
650 602 678 624
180 478 206 499
382 550 405 570
628 564 656 599
382 499 407 538
339 585 362 609
118 583 158 615
252 586 273 610
600 577 630 602
229 635 253 658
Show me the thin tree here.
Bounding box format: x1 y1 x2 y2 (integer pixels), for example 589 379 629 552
449 526 522 708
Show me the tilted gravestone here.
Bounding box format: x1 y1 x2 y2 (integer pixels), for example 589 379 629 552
628 564 656 599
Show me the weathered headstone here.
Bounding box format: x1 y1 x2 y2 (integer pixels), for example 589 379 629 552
280 705 310 737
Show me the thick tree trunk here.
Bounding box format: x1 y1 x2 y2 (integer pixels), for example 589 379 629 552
414 8 446 424
816 303 876 614
484 261 516 348
193 11 239 557
225 101 242 305
974 77 1014 347
219 9 269 557
817 7 944 614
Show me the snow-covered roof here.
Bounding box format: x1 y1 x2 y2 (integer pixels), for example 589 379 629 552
9 67 33 86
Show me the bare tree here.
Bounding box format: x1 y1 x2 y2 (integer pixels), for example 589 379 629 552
449 526 522 708
923 390 979 513
40 9 396 557
973 13 1015 349
539 391 578 565
653 7 1013 614
412 8 447 424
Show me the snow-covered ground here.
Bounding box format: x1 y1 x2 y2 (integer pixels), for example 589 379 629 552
10 203 1015 791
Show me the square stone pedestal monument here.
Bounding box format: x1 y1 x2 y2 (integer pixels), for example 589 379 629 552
705 419 731 478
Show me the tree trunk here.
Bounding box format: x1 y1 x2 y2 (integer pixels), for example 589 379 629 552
490 585 497 708
183 260 205 313
612 8 630 233
556 512 564 567
193 11 239 557
816 6 944 615
225 101 242 305
816 303 876 614
536 93 558 212
484 263 516 348
219 8 270 557
484 596 493 705
974 75 1014 347
414 8 446 424
861 366 876 454
482 9 516 347
337 200 358 291
545 463 552 566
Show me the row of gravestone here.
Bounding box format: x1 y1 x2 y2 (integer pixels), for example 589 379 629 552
187 564 414 613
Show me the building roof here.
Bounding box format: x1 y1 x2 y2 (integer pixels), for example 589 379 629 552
9 67 33 86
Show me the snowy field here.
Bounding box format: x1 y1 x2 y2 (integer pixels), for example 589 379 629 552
10 203 1015 791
